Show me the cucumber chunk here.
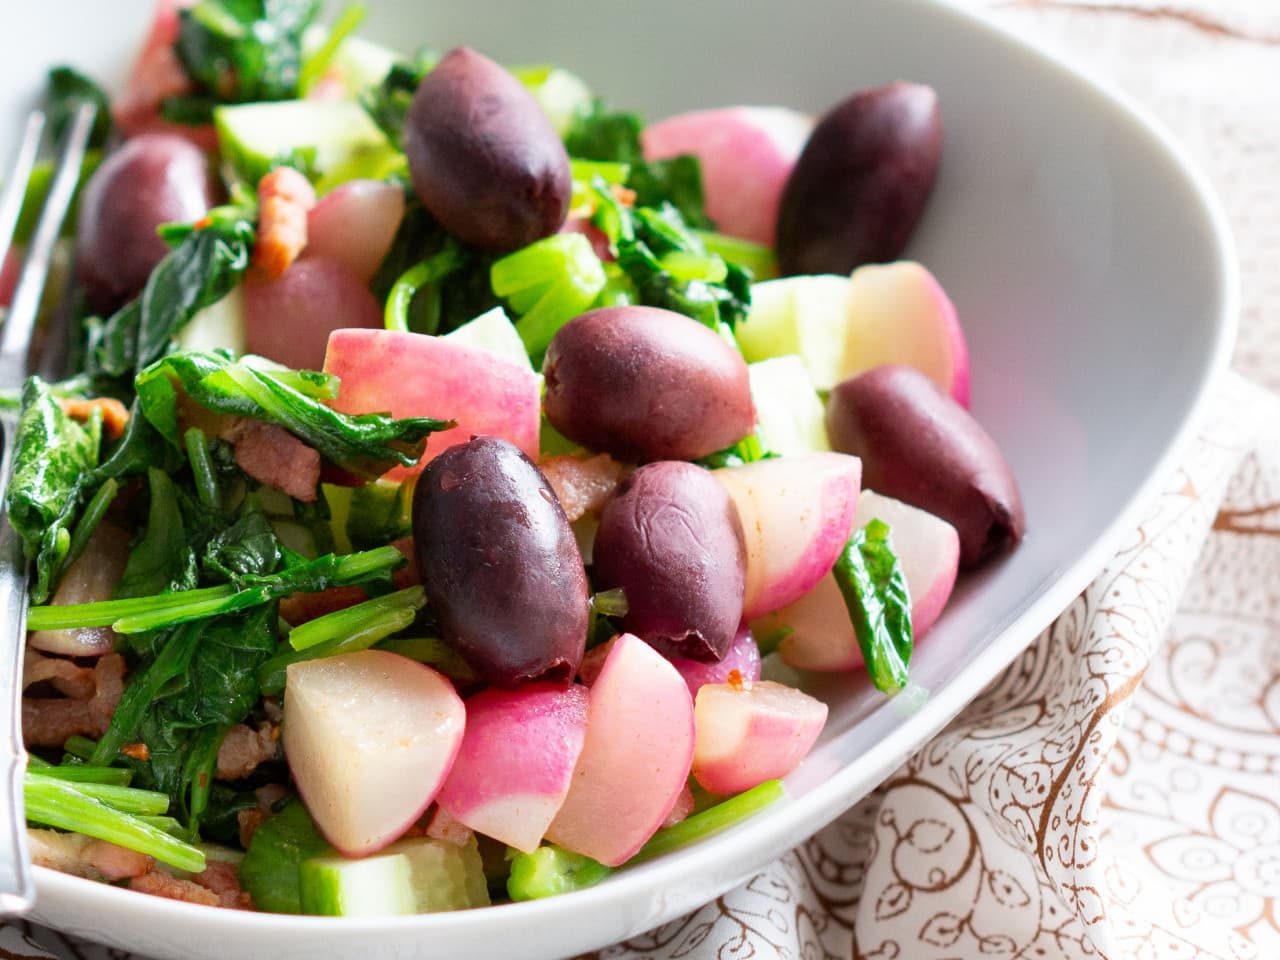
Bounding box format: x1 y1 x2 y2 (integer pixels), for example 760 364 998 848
748 355 830 456
214 100 398 187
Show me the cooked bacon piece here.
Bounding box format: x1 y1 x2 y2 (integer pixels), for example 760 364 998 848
23 648 95 700
57 396 131 440
22 653 125 749
131 871 221 908
540 453 629 522
29 829 154 882
221 418 321 502
216 721 280 781
193 860 254 910
279 537 418 625
252 167 317 280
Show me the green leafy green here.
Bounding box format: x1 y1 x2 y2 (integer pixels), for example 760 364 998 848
343 480 412 551
831 519 914 693
114 468 199 601
45 66 112 148
696 432 774 470
565 101 710 228
166 0 323 124
86 209 255 383
298 4 366 94
134 350 453 480
359 49 437 144
239 797 332 914
4 378 102 603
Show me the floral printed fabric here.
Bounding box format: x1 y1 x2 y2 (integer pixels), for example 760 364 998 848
11 2 1280 958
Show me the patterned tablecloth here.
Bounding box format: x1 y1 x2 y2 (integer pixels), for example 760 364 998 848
6 1 1279 958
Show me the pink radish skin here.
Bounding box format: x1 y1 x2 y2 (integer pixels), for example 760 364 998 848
756 490 961 672
435 683 589 854
304 180 406 284
692 680 827 795
642 106 814 245
324 328 541 480
244 257 382 371
282 651 466 857
546 634 695 866
578 626 762 696
669 624 762 697
714 452 861 620
843 261 970 407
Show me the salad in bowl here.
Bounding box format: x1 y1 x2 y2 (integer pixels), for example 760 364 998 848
3 0 1027 920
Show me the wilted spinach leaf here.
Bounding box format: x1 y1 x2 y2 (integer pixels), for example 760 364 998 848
832 519 914 694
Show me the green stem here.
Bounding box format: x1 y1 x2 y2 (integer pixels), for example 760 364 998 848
26 775 169 816
260 604 419 694
60 477 118 577
385 244 463 333
184 427 220 511
25 757 132 786
288 586 425 651
298 4 367 95
24 776 205 873
631 779 785 864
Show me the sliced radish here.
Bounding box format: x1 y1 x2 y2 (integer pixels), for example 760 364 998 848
756 490 961 672
843 261 970 406
714 452 861 619
283 650 465 857
435 683 589 854
692 679 827 795
641 106 813 245
244 257 383 371
324 328 541 481
304 180 405 284
546 634 694 866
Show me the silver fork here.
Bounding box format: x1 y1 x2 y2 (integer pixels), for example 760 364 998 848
0 100 98 914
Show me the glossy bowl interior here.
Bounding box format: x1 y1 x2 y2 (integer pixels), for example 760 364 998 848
1 1 1236 958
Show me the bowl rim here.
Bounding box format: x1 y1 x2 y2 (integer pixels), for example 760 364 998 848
26 0 1239 950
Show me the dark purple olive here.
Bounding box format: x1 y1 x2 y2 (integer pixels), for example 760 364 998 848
404 47 571 252
593 461 746 662
543 306 755 462
413 436 589 686
776 82 941 277
825 364 1024 567
76 133 215 313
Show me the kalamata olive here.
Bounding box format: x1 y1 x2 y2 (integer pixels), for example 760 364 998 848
543 306 755 462
76 133 215 313
592 461 746 662
775 82 941 277
404 47 571 252
413 436 589 687
825 364 1024 567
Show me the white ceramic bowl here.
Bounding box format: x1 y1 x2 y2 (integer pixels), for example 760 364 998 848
2 1 1236 958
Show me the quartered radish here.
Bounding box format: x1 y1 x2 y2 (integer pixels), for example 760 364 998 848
692 680 827 795
546 634 694 867
283 650 465 857
756 490 960 672
714 452 861 619
304 179 405 284
436 683 589 854
324 328 541 481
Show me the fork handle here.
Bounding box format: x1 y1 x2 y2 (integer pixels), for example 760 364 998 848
0 429 33 912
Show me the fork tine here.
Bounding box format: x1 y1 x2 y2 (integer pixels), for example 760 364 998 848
0 112 46 278
0 102 97 387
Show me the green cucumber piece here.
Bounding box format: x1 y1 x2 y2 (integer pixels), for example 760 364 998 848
214 100 397 187
747 355 830 456
300 852 417 916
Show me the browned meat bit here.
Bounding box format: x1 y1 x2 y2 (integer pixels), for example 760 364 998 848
539 453 628 522
22 652 125 749
28 829 154 881
130 860 254 910
56 396 131 440
220 417 321 502
23 648 95 700
252 166 316 280
122 742 151 761
215 721 280 781
279 537 417 626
